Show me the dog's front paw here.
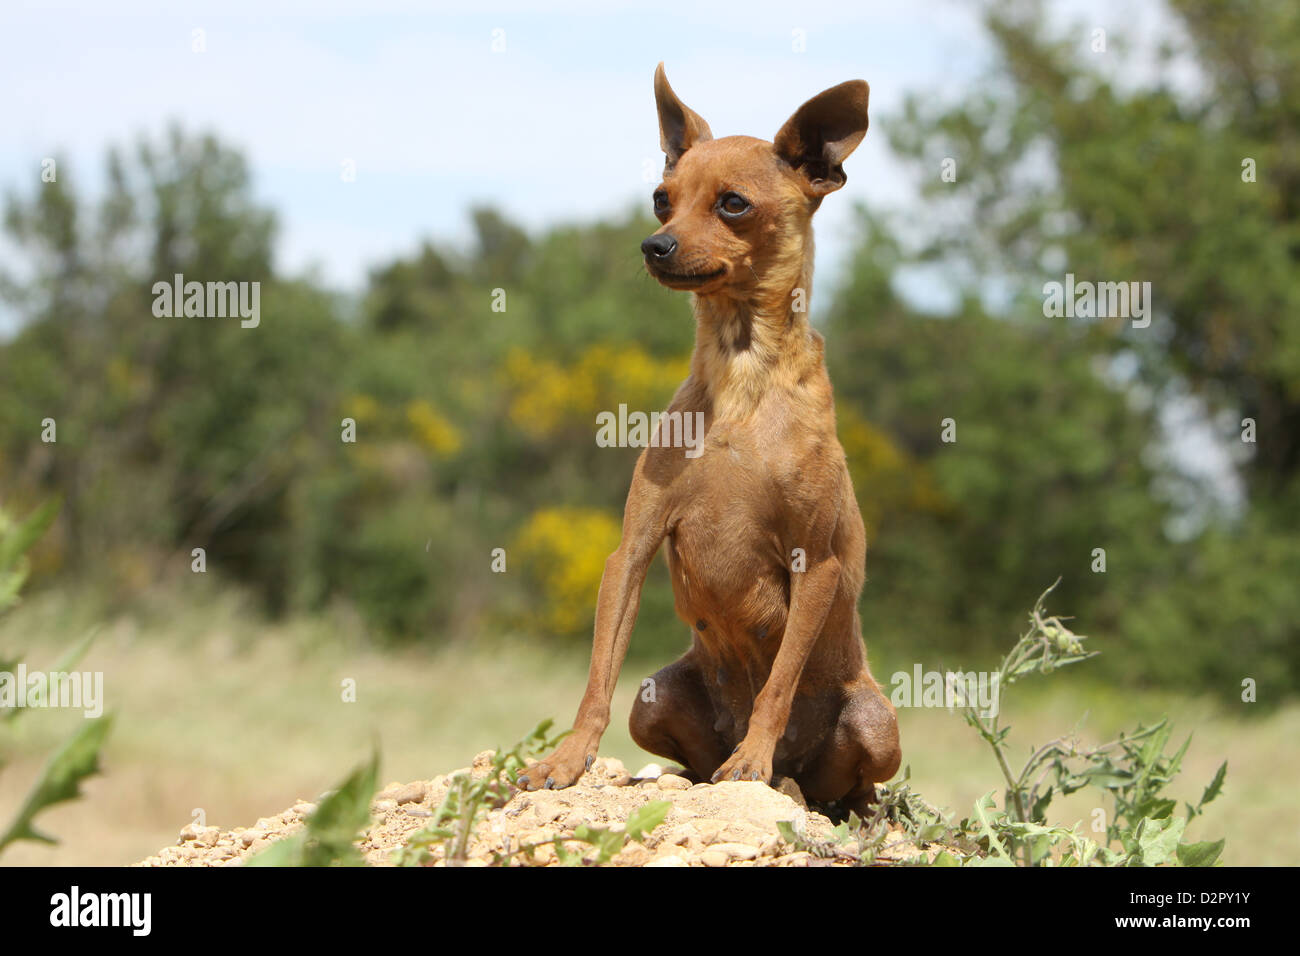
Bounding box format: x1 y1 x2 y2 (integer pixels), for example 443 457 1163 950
515 746 593 792
710 745 772 785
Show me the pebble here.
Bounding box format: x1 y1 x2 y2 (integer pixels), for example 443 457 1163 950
711 842 759 861
377 782 425 805
773 776 807 808
700 850 729 867
646 855 686 867
695 819 723 843
657 774 691 791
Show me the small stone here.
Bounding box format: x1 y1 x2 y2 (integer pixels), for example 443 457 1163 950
646 854 687 867
194 826 220 847
773 776 807 808
712 842 759 861
178 824 200 843
240 830 259 848
392 782 427 805
656 824 702 851
603 757 627 775
695 819 724 844
657 774 691 791
701 850 729 867
633 763 663 780
617 844 652 866
372 799 398 813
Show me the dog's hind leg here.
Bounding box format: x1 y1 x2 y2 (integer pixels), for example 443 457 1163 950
797 678 901 815
629 649 732 782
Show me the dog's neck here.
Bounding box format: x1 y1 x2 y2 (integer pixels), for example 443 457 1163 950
688 227 822 420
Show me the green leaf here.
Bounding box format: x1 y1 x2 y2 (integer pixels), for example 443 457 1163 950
1176 838 1224 867
243 834 306 867
1196 761 1227 813
972 792 1011 861
0 498 60 576
245 749 379 867
0 713 113 853
1133 815 1184 867
624 800 671 843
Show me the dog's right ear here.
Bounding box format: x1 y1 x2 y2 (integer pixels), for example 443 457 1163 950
654 63 713 169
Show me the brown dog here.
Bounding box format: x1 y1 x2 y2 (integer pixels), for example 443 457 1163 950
517 64 901 814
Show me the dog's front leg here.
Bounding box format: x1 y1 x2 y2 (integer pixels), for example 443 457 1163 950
517 509 663 791
711 554 841 784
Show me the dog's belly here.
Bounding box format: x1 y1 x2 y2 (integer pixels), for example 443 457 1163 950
656 430 852 764
664 506 798 733
665 512 788 651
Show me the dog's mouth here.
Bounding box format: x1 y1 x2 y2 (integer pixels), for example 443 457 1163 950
645 261 727 289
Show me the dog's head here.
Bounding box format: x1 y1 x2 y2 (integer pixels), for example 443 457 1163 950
642 63 869 296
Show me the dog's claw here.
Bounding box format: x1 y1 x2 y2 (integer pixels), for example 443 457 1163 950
545 777 555 789
517 776 529 789
585 754 595 771
750 771 761 781
731 769 741 781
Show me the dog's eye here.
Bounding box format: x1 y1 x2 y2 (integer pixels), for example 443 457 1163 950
653 191 671 215
718 192 751 218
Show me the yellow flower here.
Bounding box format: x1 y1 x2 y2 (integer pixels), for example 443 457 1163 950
502 345 688 440
513 507 622 636
838 405 948 531
345 393 380 424
406 399 462 456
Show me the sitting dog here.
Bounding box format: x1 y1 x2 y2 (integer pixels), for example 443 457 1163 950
518 64 901 814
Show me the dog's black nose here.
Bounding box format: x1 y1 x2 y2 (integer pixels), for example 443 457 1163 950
641 234 677 259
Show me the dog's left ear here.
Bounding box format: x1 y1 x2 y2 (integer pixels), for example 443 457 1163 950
774 80 869 197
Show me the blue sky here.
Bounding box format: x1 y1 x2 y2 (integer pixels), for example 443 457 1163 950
2 0 996 296
0 0 1186 297
0 0 1236 509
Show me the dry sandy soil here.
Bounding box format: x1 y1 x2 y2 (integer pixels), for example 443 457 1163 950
137 753 926 867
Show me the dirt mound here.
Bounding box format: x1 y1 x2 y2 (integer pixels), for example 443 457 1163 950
137 754 924 867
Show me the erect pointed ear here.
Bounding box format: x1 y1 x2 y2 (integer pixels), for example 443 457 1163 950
654 63 713 169
773 79 869 197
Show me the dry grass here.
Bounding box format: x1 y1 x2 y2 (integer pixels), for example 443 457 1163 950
1 588 1293 866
